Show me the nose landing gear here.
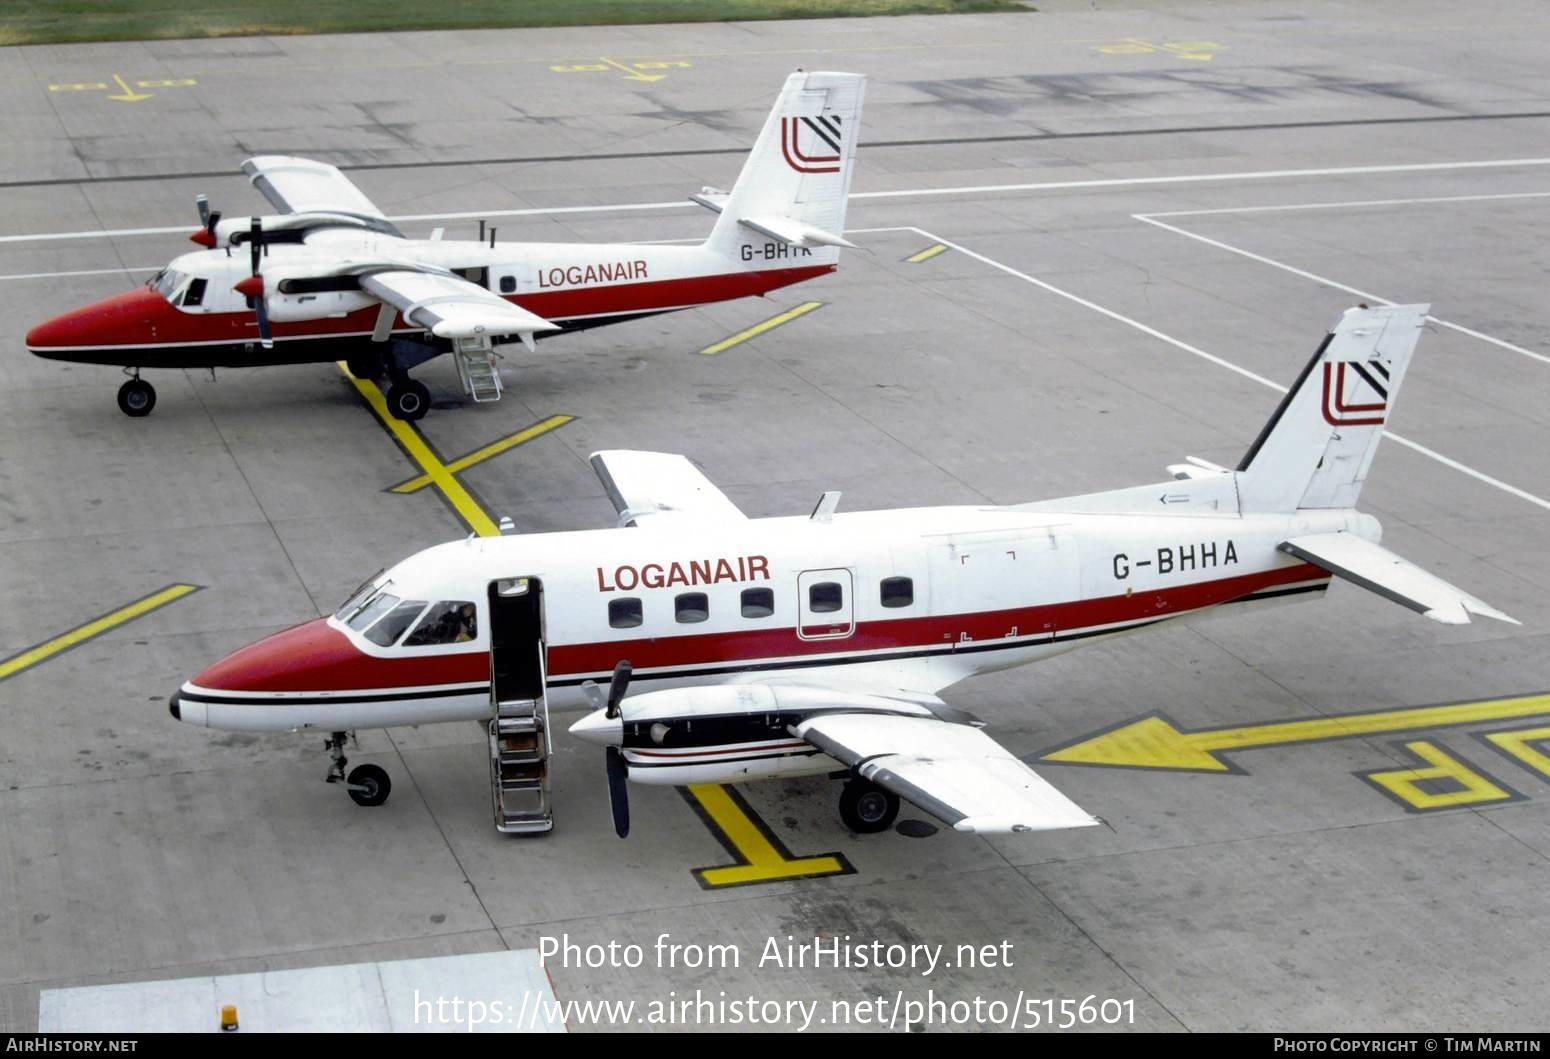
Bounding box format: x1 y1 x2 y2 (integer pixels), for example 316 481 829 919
324 731 392 807
117 372 156 417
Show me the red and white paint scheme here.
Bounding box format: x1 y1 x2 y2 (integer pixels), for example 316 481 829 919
26 71 866 421
171 304 1517 836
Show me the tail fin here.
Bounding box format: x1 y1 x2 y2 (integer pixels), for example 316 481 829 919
703 71 866 265
1236 303 1429 513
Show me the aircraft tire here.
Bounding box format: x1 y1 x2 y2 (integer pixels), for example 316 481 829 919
347 764 391 807
386 380 430 422
839 779 898 833
116 378 156 417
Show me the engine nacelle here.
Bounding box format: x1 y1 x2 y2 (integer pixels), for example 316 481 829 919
211 211 388 249
264 287 377 323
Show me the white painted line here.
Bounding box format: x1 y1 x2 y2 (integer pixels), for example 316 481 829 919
7 157 1550 244
895 224 1550 513
1132 213 1550 368
0 266 159 282
1140 190 1550 219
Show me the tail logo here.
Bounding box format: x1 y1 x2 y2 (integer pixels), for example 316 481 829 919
781 114 843 173
1322 359 1390 426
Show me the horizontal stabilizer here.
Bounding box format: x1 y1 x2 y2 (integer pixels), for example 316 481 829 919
690 188 729 213
738 215 857 250
1280 532 1518 626
795 713 1099 834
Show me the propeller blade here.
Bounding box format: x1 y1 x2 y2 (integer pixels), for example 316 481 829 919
248 218 262 276
253 286 273 350
196 194 210 227
605 660 632 719
605 745 630 838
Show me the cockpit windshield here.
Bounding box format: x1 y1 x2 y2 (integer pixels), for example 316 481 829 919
150 269 187 301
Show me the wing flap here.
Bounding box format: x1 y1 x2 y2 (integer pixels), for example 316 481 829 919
590 450 746 526
242 156 389 221
358 269 558 341
1280 532 1518 625
795 713 1099 834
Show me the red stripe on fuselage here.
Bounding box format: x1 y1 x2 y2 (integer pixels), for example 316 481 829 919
195 563 1327 694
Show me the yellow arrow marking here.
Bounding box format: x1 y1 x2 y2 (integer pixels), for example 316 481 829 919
106 75 152 102
388 415 574 494
340 364 499 537
1482 725 1550 779
906 243 948 264
1041 692 1550 773
0 584 199 682
1359 741 1521 812
599 57 665 83
700 301 823 356
686 784 853 889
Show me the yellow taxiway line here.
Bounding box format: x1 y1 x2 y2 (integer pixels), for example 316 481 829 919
700 301 823 356
688 785 852 889
0 583 199 682
905 243 948 263
341 365 500 537
389 414 574 494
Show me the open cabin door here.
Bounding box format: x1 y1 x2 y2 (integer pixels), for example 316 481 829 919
486 577 553 834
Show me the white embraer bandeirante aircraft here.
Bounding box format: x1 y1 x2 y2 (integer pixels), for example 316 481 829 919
171 303 1515 838
27 71 865 421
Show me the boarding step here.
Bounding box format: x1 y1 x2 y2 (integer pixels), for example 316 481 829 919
454 334 503 403
488 710 553 835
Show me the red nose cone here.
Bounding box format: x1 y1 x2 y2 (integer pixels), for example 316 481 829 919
26 288 167 355
191 618 366 693
233 274 264 299
190 228 217 248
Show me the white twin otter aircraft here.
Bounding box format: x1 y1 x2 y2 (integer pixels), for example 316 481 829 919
170 297 1516 839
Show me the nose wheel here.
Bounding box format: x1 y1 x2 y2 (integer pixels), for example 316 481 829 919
385 379 430 422
117 376 156 417
324 731 392 807
838 778 899 833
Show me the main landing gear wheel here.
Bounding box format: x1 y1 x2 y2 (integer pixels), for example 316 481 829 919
346 764 391 807
386 380 430 421
117 378 156 417
839 778 899 833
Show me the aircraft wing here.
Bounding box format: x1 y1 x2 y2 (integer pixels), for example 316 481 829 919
242 156 395 225
590 450 747 527
793 713 1100 834
1280 532 1518 626
358 269 560 342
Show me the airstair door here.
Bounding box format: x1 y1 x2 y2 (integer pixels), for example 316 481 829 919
486 577 552 834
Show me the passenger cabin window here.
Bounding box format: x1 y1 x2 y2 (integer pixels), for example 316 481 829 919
364 600 427 647
809 581 844 613
402 600 478 645
499 275 516 294
880 576 914 608
741 587 775 619
675 592 709 624
609 598 643 629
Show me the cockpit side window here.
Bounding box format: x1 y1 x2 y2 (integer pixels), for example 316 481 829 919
402 601 478 646
181 277 207 308
364 600 428 647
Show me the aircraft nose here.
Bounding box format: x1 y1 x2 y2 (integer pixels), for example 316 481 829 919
569 708 624 747
188 617 365 693
26 288 167 357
